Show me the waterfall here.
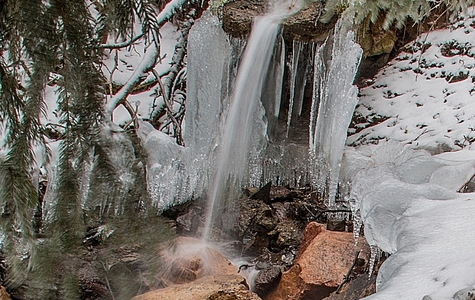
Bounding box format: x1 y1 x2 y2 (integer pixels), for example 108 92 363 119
202 1 303 240
144 3 362 219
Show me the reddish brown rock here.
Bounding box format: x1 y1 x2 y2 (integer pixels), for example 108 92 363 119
132 274 261 300
265 222 370 300
160 237 238 285
0 287 10 300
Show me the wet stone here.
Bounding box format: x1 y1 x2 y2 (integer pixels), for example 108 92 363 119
253 266 282 297
270 186 292 201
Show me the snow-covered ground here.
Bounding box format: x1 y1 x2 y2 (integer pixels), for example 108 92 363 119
345 8 475 300
349 8 475 153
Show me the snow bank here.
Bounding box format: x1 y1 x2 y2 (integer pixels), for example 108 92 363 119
346 138 475 299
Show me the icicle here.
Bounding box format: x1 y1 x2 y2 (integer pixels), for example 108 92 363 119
294 43 309 118
309 19 363 207
275 34 285 118
286 40 302 137
368 244 381 277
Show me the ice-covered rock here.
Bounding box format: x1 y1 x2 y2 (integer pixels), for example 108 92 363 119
345 143 475 299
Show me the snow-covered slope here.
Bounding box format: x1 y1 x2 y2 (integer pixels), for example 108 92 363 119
345 8 475 300
349 8 475 153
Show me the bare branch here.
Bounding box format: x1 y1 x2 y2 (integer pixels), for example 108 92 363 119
99 33 144 49
152 69 183 145
150 14 194 122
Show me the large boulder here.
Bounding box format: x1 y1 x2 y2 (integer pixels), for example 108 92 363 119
281 1 337 42
222 0 267 38
265 222 370 300
221 0 335 42
159 237 238 285
131 274 261 300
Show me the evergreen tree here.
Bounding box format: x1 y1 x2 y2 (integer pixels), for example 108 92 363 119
0 0 204 297
322 0 475 29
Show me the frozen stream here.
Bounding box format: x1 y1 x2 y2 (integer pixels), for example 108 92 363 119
344 142 475 299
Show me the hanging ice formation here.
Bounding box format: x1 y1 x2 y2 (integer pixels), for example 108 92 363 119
141 9 363 211
309 20 363 207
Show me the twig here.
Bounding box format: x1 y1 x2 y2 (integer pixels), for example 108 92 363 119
122 99 139 130
336 250 360 294
152 69 183 145
101 262 116 300
99 33 144 49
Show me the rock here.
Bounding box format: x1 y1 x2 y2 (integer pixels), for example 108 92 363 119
323 273 376 300
357 16 397 58
176 209 201 233
326 218 346 232
131 274 261 300
281 2 337 42
270 186 292 201
0 287 10 300
253 266 282 297
238 198 277 254
222 0 266 38
159 237 238 285
265 222 370 300
250 182 272 204
295 221 325 261
221 0 335 42
268 219 304 251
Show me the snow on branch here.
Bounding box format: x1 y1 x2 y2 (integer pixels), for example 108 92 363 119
155 0 188 27
104 0 188 119
105 41 159 118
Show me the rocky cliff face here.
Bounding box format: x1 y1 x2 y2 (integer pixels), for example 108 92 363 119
221 0 336 42
220 0 451 83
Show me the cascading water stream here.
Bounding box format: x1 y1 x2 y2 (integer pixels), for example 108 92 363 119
202 0 302 241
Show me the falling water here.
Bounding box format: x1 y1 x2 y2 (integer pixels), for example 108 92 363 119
202 0 302 241
146 3 362 220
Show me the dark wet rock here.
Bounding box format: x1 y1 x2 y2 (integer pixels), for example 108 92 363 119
176 209 201 232
253 266 282 297
238 198 277 254
65 256 109 300
271 201 291 221
268 219 304 251
326 218 346 232
287 199 321 222
251 182 272 204
270 186 292 201
281 2 337 42
323 273 376 300
162 200 195 219
222 0 267 38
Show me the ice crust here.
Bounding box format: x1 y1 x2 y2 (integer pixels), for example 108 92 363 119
346 142 475 299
